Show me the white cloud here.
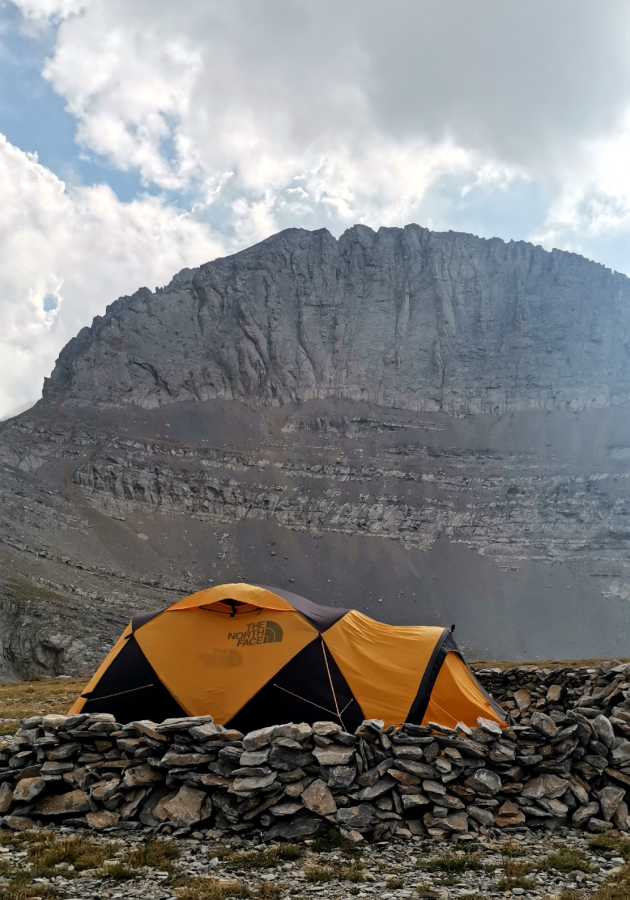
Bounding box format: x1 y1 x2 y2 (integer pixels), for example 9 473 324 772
0 133 224 417
10 1 529 219
5 0 630 414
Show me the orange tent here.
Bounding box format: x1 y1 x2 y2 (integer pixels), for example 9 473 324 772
70 583 504 731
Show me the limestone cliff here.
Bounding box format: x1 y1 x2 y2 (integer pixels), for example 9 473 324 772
44 225 630 415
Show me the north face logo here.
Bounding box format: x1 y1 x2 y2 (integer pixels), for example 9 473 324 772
227 620 283 646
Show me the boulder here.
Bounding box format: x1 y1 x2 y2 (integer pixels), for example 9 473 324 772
163 785 209 828
530 712 559 738
588 817 614 833
312 745 354 766
12 778 45 804
122 764 165 788
514 690 531 710
467 805 495 827
476 717 502 737
611 740 630 766
597 786 626 822
268 800 303 817
242 727 274 751
357 776 397 802
86 810 120 829
335 803 374 830
301 779 337 816
267 812 321 840
613 800 630 832
496 800 525 827
231 773 277 793
592 715 615 749
573 802 600 827
464 769 502 796
36 789 91 816
0 783 12 814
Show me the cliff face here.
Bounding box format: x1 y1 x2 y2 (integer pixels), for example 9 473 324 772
2 224 630 678
44 225 630 415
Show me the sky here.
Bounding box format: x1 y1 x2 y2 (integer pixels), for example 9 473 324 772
2 0 630 418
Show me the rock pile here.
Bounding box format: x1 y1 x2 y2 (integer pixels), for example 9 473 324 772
473 660 630 723
2 664 630 842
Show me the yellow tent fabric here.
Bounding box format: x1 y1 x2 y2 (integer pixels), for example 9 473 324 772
70 582 504 731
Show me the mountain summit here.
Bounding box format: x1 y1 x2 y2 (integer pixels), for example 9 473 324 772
45 224 630 415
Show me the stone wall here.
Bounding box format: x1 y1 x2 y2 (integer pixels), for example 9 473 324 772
2 662 630 841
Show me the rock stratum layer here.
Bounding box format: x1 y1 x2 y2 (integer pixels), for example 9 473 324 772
3 225 630 676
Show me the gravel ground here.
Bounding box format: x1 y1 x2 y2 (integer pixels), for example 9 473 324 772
0 824 628 900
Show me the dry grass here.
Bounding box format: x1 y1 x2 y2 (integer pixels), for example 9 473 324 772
418 852 483 875
471 657 630 670
304 866 335 884
304 861 365 884
311 825 359 855
126 839 180 869
538 847 596 874
256 886 281 900
495 859 535 891
176 879 251 900
588 833 630 861
0 677 86 734
25 833 115 877
222 844 304 871
0 871 59 900
101 863 137 880
569 863 630 900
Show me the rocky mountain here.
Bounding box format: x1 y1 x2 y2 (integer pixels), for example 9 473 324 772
2 224 630 679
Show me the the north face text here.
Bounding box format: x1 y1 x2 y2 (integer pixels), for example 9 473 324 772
227 621 283 646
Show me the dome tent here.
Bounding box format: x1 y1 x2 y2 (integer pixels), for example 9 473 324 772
70 583 504 732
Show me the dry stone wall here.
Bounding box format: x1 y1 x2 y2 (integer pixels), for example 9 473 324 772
3 664 630 841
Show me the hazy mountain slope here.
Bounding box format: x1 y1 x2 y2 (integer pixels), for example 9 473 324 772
2 224 630 678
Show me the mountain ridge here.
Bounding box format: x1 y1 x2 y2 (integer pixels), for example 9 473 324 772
43 223 630 416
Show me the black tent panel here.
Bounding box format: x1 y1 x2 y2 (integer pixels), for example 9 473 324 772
81 635 187 723
258 585 349 632
406 629 458 725
132 609 164 631
227 637 364 733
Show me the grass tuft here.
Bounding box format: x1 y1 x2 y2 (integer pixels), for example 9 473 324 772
26 834 115 877
572 862 630 900
495 859 535 892
305 866 334 884
176 878 251 900
127 839 180 869
0 868 59 900
311 825 358 855
538 848 596 874
223 844 304 871
304 861 364 884
101 863 137 880
500 841 526 858
256 886 281 900
588 833 630 861
418 852 482 874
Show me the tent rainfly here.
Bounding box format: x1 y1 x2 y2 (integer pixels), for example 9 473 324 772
70 583 505 732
